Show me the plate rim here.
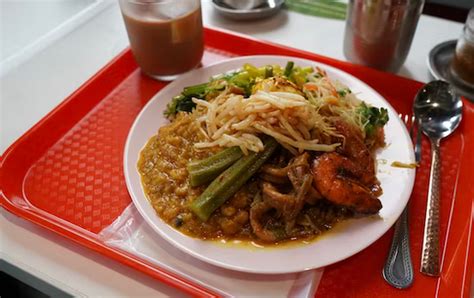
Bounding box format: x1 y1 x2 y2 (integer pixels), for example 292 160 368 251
123 55 416 274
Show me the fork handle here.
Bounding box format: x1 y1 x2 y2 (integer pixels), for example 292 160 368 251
420 138 441 276
414 117 422 163
383 206 413 288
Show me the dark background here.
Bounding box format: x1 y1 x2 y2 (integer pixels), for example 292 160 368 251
424 0 473 23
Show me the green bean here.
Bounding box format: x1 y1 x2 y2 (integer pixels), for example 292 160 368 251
190 138 279 221
187 147 243 187
284 61 294 77
265 66 273 78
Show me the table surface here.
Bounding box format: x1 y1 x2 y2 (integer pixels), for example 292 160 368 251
0 1 465 296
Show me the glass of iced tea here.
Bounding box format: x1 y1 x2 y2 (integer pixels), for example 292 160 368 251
119 0 204 81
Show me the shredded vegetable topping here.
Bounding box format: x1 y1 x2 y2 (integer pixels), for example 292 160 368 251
165 62 388 155
192 89 340 155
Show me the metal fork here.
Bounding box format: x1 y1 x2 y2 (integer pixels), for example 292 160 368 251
382 113 418 289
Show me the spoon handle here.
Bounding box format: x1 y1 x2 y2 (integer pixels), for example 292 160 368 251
420 138 441 276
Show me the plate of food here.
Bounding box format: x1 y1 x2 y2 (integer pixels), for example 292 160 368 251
124 55 415 274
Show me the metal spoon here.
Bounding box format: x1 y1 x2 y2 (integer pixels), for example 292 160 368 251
414 80 463 276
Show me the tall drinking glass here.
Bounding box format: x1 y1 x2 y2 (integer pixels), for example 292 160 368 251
119 0 204 81
343 0 424 73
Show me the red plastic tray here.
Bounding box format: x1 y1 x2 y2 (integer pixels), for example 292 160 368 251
1 28 473 297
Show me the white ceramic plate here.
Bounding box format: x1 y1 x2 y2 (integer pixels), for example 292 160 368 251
124 55 415 274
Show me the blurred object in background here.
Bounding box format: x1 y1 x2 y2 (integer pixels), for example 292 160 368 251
285 0 347 19
427 39 473 101
451 8 474 86
218 0 268 10
212 0 284 20
423 0 472 23
343 0 425 73
427 9 474 101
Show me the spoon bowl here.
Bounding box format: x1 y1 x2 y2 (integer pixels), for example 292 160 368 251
414 81 463 139
413 80 463 276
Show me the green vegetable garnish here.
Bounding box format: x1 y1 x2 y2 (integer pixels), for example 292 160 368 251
228 71 253 96
182 83 208 97
359 102 389 136
265 66 273 78
164 62 320 118
337 88 352 98
164 81 226 117
164 95 191 117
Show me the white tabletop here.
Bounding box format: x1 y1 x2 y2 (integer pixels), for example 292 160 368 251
0 1 464 296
